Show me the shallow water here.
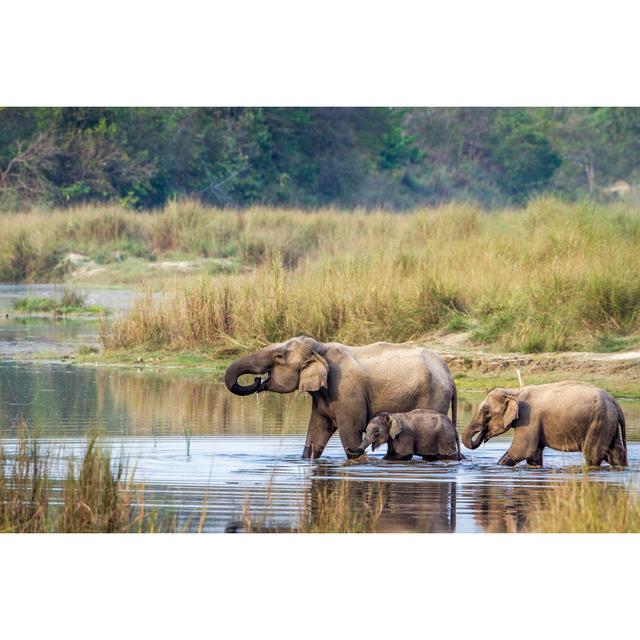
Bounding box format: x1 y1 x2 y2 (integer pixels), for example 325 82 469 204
0 284 137 313
0 284 139 357
1 360 639 533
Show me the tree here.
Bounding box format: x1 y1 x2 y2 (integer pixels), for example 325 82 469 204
487 110 560 201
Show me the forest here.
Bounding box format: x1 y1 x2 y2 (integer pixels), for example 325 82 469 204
1 107 639 210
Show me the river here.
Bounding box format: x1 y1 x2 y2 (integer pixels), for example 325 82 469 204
0 286 638 532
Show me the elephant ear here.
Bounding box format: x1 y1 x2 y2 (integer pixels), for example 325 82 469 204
503 395 519 429
298 353 329 393
389 416 402 439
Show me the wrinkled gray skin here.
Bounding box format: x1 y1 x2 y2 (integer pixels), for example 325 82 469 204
462 381 627 467
356 410 462 461
225 336 457 459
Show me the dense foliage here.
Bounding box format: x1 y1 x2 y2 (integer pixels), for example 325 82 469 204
1 107 639 209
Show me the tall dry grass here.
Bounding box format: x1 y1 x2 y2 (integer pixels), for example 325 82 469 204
2 197 639 352
298 482 386 533
240 480 386 533
0 436 175 532
101 198 640 353
527 474 640 533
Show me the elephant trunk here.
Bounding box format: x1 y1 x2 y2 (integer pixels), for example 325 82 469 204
462 422 487 450
345 438 369 457
225 351 272 396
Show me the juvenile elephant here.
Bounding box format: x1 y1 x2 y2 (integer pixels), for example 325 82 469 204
462 381 627 467
353 409 462 461
224 336 457 459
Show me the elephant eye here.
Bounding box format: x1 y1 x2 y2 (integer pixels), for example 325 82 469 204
274 353 285 361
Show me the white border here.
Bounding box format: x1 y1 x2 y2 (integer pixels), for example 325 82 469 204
1 2 639 637
2 1 640 105
1 534 638 638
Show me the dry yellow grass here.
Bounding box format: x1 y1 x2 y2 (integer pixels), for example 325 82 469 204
0 435 175 532
240 480 386 533
2 197 639 353
101 198 640 354
527 474 640 533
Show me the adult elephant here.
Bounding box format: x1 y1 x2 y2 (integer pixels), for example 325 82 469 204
225 336 457 459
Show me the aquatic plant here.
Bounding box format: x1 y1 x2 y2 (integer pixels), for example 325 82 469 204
182 421 193 457
239 480 386 533
0 435 175 533
12 289 105 315
298 481 386 533
527 473 640 533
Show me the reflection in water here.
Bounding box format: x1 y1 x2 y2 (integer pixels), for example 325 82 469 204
0 317 101 358
0 361 639 532
465 482 535 533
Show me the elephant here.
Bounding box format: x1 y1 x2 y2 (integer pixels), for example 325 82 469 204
224 335 457 459
462 381 627 467
353 409 462 461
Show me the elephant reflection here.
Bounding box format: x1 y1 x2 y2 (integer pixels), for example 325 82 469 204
462 482 545 532
305 465 458 533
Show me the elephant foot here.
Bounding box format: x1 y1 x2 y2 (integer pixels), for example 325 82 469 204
345 449 366 460
302 445 322 459
497 451 519 466
525 447 544 467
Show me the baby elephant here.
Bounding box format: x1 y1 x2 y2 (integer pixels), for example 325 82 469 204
352 409 462 461
462 381 627 467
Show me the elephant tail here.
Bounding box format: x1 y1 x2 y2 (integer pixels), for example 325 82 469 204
615 399 627 448
451 383 461 460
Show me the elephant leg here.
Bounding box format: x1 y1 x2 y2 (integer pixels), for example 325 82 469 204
604 426 627 467
497 449 521 466
583 414 618 467
302 410 335 459
584 452 604 467
338 422 368 460
526 446 544 467
605 442 628 467
501 428 537 467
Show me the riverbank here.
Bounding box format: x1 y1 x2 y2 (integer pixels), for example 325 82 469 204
2 198 640 355
64 342 640 398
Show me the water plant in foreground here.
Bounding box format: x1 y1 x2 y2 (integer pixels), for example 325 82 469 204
0 436 175 532
239 480 386 533
526 473 640 533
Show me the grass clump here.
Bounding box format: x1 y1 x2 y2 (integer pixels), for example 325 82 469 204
13 289 105 315
527 474 640 533
0 436 174 532
240 481 386 533
299 482 386 533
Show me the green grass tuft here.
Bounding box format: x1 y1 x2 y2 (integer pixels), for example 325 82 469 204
13 289 106 315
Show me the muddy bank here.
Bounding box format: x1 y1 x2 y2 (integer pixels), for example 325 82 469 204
441 347 640 379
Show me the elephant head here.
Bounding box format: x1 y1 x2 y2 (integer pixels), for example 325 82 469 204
462 389 519 450
351 412 401 454
225 336 329 397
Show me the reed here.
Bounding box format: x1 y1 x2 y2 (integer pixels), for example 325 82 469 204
0 435 175 532
298 481 386 533
527 473 640 533
239 480 386 533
